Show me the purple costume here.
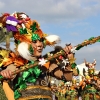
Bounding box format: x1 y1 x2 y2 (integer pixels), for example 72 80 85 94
6 16 19 32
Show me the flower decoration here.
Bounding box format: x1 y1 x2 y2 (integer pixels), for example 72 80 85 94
38 58 48 66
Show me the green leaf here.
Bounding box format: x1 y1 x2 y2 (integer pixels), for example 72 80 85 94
27 76 36 83
31 22 38 33
28 68 35 73
19 28 27 34
86 85 91 89
28 60 34 65
88 37 94 40
71 63 77 69
97 39 100 42
32 66 42 77
75 45 83 50
22 71 31 79
31 33 40 41
14 90 21 99
15 77 24 88
0 75 3 79
19 84 27 90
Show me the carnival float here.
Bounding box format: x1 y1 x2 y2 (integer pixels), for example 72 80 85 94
0 12 99 100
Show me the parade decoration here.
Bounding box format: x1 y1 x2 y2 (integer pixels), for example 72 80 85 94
0 12 100 100
0 12 60 60
50 59 100 100
0 50 65 81
75 36 100 50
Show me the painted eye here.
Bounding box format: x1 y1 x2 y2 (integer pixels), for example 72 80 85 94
32 40 37 43
39 38 44 42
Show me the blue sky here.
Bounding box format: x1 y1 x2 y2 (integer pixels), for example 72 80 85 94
0 0 100 70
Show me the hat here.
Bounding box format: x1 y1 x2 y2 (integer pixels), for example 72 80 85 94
0 12 60 60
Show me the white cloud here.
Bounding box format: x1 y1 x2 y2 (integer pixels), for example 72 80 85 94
0 0 100 23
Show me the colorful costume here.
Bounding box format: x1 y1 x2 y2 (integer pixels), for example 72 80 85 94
0 12 100 100
0 12 61 100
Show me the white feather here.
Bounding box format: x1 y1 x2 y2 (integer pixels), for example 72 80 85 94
17 42 32 60
45 35 61 43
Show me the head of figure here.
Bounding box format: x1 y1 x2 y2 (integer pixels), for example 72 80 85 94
31 38 44 57
0 11 61 61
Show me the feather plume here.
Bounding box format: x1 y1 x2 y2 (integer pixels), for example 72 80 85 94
17 42 32 60
45 35 61 45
